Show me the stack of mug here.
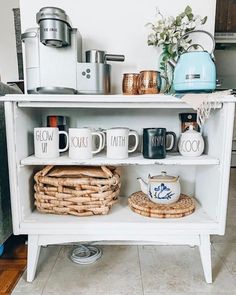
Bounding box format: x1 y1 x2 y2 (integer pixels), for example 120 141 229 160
34 126 177 160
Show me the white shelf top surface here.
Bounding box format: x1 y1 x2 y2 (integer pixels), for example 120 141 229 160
1 93 235 104
21 153 219 166
21 197 217 233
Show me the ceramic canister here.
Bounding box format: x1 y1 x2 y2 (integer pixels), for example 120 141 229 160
178 125 204 157
147 171 180 205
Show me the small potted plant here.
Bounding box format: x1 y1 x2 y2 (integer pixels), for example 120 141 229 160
146 6 207 93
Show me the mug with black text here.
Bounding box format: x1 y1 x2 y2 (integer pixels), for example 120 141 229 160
34 127 68 158
69 128 103 160
106 127 139 159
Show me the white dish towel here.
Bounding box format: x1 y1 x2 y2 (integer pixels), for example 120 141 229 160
181 90 232 128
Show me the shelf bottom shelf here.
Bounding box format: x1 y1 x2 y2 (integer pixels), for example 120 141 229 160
20 197 218 235
20 153 220 166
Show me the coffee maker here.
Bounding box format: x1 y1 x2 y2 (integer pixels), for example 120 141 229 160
22 7 82 94
22 7 125 94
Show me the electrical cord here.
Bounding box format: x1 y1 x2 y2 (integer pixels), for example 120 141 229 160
70 244 102 265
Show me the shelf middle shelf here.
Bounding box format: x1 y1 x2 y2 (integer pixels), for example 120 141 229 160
20 153 220 166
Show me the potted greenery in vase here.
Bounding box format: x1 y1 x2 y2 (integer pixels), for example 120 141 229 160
146 6 207 93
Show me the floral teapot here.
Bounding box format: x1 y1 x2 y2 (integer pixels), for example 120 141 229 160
137 171 180 204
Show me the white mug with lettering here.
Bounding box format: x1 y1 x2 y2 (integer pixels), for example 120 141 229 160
34 127 68 158
69 128 103 160
106 127 139 159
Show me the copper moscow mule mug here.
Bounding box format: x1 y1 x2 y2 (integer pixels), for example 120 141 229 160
122 73 140 95
138 70 162 94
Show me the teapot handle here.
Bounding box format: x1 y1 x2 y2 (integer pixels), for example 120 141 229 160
176 30 215 58
186 44 205 52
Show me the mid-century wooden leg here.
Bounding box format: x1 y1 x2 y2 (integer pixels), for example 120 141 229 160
199 234 212 284
27 235 41 282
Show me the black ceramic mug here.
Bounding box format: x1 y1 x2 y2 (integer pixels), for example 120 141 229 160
143 128 176 159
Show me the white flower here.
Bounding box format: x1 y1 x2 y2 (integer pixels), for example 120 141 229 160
195 17 202 26
182 15 189 23
172 37 178 44
187 21 196 29
180 23 186 30
148 33 156 43
146 5 207 58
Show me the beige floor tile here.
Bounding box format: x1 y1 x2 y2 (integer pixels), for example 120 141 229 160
12 245 61 295
213 242 236 276
42 245 143 295
143 293 236 295
212 218 236 243
139 245 236 294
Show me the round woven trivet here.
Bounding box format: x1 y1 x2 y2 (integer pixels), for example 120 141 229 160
128 191 195 218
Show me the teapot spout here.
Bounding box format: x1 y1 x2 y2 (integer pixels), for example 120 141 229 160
137 177 148 195
168 59 177 68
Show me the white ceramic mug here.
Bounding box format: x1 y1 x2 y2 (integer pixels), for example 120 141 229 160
69 128 103 160
34 127 68 158
106 127 139 159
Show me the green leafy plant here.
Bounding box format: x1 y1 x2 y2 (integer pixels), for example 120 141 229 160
146 6 207 93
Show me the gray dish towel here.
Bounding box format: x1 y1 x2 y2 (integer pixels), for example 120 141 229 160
0 81 23 96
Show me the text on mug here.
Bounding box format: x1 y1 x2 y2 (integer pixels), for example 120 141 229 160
180 140 201 152
110 136 126 147
151 136 164 147
36 130 54 141
70 136 88 148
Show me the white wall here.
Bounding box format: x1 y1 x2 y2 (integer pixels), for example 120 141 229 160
19 0 216 93
0 0 19 83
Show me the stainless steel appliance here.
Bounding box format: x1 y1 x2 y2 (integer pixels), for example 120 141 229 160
22 7 82 94
77 50 124 94
214 32 236 166
215 32 236 90
22 27 81 94
36 7 72 48
22 7 125 95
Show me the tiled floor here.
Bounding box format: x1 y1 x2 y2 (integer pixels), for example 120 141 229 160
12 169 236 295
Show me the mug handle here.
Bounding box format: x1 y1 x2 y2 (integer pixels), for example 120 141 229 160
100 131 106 150
166 131 176 151
59 131 69 152
92 132 103 154
137 74 142 94
128 131 139 153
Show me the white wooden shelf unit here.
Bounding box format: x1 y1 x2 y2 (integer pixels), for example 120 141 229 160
2 94 235 284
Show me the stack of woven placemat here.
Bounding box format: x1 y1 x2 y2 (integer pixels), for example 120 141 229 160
34 165 121 216
128 191 195 218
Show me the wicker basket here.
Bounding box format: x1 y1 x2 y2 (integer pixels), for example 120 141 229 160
34 165 121 216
